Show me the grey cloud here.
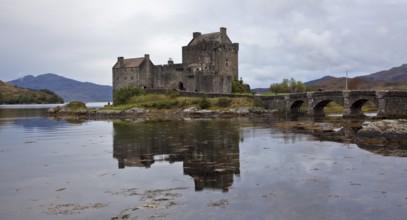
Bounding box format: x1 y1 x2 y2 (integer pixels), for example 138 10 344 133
1 0 406 88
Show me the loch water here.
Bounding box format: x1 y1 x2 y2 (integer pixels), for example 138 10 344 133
0 104 406 220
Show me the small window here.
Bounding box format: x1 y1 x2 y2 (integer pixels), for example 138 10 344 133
226 59 229 67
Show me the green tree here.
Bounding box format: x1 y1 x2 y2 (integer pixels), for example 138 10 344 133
113 86 144 106
296 81 306 93
269 83 282 95
232 78 250 93
269 78 306 94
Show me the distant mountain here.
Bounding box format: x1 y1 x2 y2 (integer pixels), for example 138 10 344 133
361 64 407 82
8 73 112 102
304 76 337 86
0 80 63 104
251 88 269 94
305 63 407 91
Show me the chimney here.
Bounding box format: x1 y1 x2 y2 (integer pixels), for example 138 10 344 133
193 32 201 38
144 54 150 61
118 57 124 65
168 58 174 65
220 27 226 36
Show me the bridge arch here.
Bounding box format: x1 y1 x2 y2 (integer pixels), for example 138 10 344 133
348 98 378 117
312 99 344 116
290 100 307 115
346 91 378 117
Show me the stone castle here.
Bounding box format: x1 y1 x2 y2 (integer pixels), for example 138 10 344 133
112 27 239 94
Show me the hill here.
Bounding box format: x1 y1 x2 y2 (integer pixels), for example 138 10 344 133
0 80 64 104
305 63 407 91
361 64 407 82
8 74 112 102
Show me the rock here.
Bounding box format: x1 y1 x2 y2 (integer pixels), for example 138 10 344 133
63 101 87 110
183 107 199 113
360 120 407 134
249 107 268 114
95 110 122 115
231 107 250 114
47 102 88 115
188 109 217 117
124 107 149 114
356 119 407 146
47 106 61 114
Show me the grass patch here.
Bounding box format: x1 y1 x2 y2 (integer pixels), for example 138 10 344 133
361 101 378 113
65 101 87 110
104 93 257 111
323 101 344 114
261 92 289 96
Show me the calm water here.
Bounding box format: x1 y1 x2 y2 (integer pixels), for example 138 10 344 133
0 105 406 220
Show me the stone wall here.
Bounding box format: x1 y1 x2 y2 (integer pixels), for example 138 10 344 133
144 88 251 99
377 91 407 118
112 59 155 93
182 42 239 81
258 90 407 119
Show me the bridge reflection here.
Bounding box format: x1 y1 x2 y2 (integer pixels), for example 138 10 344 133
113 120 241 192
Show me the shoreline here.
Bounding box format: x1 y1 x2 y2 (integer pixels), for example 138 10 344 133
47 106 273 120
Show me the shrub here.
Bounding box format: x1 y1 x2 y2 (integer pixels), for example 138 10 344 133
113 86 144 106
253 97 265 108
198 96 211 109
65 101 87 111
143 100 179 109
167 89 180 99
232 79 250 93
216 97 232 108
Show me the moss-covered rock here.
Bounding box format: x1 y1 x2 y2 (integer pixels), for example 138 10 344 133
63 101 87 111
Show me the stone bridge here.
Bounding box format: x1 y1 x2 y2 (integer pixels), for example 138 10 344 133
259 90 407 118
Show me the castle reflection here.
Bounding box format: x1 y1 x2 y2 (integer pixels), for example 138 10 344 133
113 120 241 192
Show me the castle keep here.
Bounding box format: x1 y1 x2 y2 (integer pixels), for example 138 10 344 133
113 27 239 95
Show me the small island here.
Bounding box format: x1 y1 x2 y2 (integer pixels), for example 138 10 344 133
0 80 64 104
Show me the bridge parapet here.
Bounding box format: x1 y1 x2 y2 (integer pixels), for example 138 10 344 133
347 90 377 96
258 95 286 112
311 91 343 97
288 93 308 99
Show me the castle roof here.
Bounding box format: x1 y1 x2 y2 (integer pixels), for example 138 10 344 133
187 29 232 46
113 57 145 68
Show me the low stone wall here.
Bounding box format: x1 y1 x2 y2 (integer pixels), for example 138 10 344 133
144 88 253 99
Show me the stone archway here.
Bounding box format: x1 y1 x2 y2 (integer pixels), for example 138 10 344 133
178 82 185 91
312 99 344 117
349 99 378 117
290 100 307 115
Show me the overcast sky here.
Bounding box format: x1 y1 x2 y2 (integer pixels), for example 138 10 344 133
1 0 406 88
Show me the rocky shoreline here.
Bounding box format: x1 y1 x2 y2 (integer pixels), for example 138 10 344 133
356 119 407 147
47 102 407 150
47 103 272 120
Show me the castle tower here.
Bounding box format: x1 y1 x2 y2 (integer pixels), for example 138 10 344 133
182 27 239 81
